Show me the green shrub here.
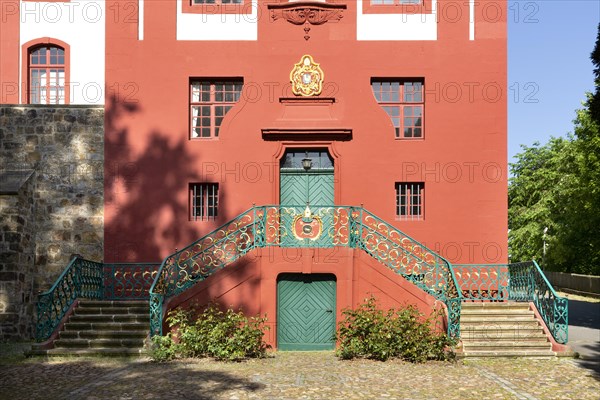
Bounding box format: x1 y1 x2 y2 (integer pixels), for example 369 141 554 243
336 296 455 362
150 303 270 362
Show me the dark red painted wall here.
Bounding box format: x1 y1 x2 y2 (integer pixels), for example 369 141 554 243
165 247 442 348
104 1 507 265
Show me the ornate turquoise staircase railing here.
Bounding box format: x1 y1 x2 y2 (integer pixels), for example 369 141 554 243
36 258 160 341
452 261 568 344
149 205 463 338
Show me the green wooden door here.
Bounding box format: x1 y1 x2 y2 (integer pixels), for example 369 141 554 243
280 150 334 247
277 274 336 350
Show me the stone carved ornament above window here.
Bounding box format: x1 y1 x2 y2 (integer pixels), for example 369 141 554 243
268 1 347 40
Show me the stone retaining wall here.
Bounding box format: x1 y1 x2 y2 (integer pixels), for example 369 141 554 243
0 105 104 339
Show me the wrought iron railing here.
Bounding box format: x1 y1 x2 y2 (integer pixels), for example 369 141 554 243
102 263 161 300
36 258 160 341
507 261 568 344
451 262 568 344
452 264 510 301
149 205 463 339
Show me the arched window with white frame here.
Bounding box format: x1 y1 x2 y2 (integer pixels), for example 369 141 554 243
23 38 70 105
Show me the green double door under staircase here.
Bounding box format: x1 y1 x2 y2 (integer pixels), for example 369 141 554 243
277 273 337 350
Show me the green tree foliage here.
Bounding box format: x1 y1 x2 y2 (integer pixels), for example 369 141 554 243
509 107 600 275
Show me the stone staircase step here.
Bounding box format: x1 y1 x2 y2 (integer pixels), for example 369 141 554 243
461 302 531 310
460 333 548 341
460 309 534 316
460 315 537 326
28 347 147 357
54 338 145 349
59 330 148 340
28 300 150 358
459 301 554 358
64 322 150 331
77 300 149 308
463 341 552 351
75 306 148 315
460 320 541 328
458 350 555 358
68 314 149 323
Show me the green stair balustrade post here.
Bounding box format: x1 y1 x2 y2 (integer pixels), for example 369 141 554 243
149 292 164 336
445 297 461 339
358 206 364 250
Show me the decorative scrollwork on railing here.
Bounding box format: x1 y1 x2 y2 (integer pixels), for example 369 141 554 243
452 264 509 301
103 263 161 300
149 207 265 335
148 205 463 338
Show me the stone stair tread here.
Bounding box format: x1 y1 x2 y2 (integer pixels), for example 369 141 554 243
78 300 149 308
54 338 145 348
28 348 148 357
461 305 531 311
461 316 535 321
64 322 150 331
59 330 148 339
460 321 540 326
67 316 149 324
460 310 534 315
75 307 148 315
461 335 548 341
461 325 543 330
463 341 551 347
458 350 555 358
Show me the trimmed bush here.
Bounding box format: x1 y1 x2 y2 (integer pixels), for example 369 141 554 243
336 296 455 362
150 303 270 362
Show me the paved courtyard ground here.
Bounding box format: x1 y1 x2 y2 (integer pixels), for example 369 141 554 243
0 349 598 400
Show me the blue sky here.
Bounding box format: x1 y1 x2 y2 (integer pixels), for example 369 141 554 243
508 0 599 164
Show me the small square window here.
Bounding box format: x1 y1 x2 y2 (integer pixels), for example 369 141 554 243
190 183 219 221
396 182 424 220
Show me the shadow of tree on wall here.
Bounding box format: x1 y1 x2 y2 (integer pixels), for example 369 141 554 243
104 95 232 263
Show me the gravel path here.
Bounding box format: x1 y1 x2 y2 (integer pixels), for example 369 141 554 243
1 351 598 400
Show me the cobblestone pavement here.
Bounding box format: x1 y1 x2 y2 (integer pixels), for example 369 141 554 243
1 350 599 400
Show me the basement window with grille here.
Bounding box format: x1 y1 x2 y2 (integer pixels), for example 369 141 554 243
190 183 219 221
395 182 424 220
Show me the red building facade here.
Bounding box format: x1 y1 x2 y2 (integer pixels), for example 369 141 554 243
1 0 507 348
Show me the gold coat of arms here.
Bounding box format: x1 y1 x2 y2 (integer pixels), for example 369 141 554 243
290 55 324 97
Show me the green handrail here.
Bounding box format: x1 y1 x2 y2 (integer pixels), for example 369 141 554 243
149 205 463 338
451 262 568 344
36 257 103 341
36 258 160 341
508 260 568 344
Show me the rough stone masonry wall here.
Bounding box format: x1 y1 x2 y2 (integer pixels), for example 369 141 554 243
0 105 104 340
0 172 36 338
